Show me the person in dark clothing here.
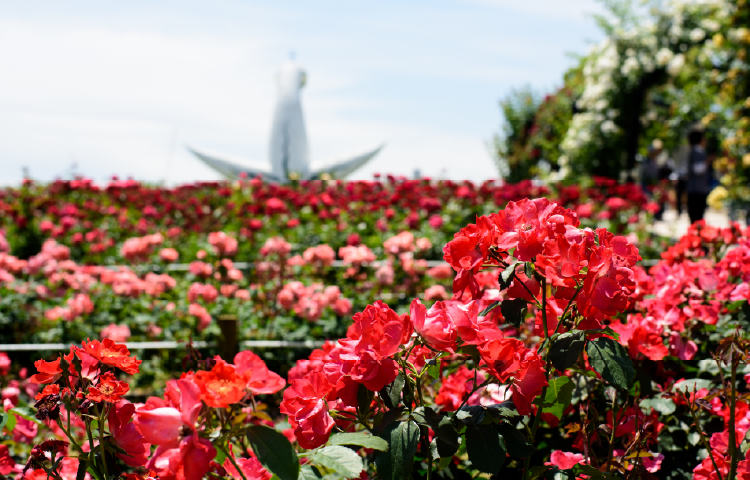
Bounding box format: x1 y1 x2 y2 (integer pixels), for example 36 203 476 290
671 143 690 216
686 128 712 224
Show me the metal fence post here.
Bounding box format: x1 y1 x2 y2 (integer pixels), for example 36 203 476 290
217 315 239 360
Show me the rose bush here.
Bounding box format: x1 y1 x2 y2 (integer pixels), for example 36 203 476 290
2 195 750 480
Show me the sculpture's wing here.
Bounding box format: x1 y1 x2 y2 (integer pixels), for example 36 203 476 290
187 145 279 181
308 144 384 180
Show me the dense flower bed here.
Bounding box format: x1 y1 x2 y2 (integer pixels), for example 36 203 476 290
0 177 661 343
0 177 663 388
1 193 750 480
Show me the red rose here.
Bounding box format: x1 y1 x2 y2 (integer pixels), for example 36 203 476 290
88 372 129 403
234 350 286 395
29 358 62 384
410 299 458 352
279 372 335 449
194 357 247 408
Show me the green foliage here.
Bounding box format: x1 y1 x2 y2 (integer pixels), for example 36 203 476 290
586 337 635 390
540 376 575 420
380 374 405 410
375 421 420 480
494 0 750 187
500 298 528 328
549 330 586 372
245 425 300 480
494 84 577 182
309 446 364 480
327 433 389 451
465 425 506 474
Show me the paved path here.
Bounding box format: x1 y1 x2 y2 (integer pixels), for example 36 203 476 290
650 208 741 238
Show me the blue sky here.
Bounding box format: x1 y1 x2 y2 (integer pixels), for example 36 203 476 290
0 0 604 185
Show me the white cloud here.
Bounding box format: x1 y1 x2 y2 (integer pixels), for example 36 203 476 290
460 0 605 22
0 1 601 186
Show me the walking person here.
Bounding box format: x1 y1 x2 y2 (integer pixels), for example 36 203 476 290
686 127 712 224
672 143 690 216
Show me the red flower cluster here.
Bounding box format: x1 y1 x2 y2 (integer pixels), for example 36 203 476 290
444 198 641 327
479 338 546 415
280 301 411 449
87 372 129 403
81 338 142 375
192 352 285 408
334 300 413 392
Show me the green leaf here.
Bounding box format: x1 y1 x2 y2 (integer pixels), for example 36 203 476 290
0 412 9 433
9 407 42 425
739 301 750 324
586 337 635 390
501 298 527 328
458 344 480 363
373 406 404 435
3 411 16 433
456 405 485 426
479 301 501 317
640 396 676 416
309 446 363 480
411 407 459 454
570 464 605 477
328 432 389 451
357 383 374 418
464 425 506 474
485 401 519 419
544 469 574 480
380 374 405 410
524 262 535 280
673 378 712 392
541 376 575 420
298 465 322 480
527 466 550 480
549 330 586 372
76 456 87 480
499 263 517 289
436 437 458 458
437 456 452 470
245 425 300 480
375 421 420 480
496 422 535 458
426 358 441 379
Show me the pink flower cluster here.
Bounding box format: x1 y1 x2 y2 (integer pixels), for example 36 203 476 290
301 244 336 267
338 245 376 265
187 283 219 304
208 231 238 257
276 282 352 321
121 233 164 262
259 237 292 257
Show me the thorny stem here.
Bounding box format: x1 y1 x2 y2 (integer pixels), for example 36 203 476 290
626 400 645 480
84 411 98 475
511 269 543 310
219 443 249 480
552 283 584 338
728 353 738 480
605 391 618 472
55 419 83 454
523 278 551 480
686 387 724 480
582 401 597 468
451 378 491 419
98 404 109 479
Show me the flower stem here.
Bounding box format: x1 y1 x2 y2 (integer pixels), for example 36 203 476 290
686 387 723 480
728 353 738 480
220 444 249 480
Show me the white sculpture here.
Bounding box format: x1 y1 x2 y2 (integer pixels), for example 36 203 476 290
188 60 383 183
